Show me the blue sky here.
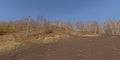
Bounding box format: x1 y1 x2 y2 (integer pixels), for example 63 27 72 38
0 0 120 24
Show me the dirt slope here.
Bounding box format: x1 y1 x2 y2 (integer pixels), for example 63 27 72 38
0 35 120 60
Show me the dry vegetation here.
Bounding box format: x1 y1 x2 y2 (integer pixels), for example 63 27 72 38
0 16 120 53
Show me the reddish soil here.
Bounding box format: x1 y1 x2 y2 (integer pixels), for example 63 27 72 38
0 35 120 60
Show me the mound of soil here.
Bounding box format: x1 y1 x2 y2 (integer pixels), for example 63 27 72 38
0 35 120 60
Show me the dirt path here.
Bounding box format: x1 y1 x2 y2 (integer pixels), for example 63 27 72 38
1 35 120 60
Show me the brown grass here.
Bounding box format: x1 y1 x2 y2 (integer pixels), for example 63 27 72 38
0 33 25 53
67 31 100 37
0 31 70 53
0 40 24 53
26 32 70 44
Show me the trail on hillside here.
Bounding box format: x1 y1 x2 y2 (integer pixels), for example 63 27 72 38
0 35 120 60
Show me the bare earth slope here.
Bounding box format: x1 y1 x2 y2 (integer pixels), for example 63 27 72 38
0 35 120 60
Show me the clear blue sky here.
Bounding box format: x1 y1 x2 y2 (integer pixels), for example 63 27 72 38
0 0 120 24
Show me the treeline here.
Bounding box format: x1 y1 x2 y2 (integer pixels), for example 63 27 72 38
0 16 120 36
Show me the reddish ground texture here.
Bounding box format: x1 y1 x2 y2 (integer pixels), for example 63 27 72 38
0 35 120 60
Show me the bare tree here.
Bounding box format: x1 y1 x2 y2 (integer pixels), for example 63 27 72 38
76 22 84 32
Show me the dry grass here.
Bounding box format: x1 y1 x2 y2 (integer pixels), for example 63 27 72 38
26 32 70 44
78 34 100 37
0 33 25 53
0 40 24 53
42 33 69 43
1 30 101 53
0 31 100 53
67 31 100 37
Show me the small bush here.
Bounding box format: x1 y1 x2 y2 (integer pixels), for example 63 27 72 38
0 29 6 35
